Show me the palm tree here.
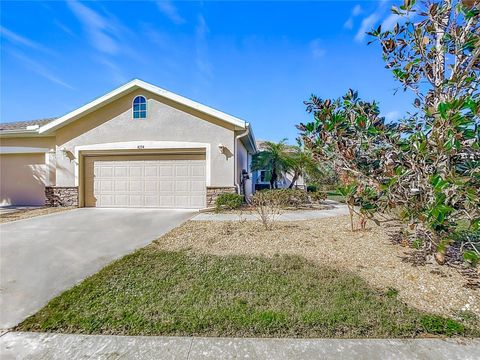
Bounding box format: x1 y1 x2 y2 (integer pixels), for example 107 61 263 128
287 147 321 188
252 139 292 189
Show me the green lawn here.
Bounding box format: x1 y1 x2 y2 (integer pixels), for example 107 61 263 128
18 248 475 338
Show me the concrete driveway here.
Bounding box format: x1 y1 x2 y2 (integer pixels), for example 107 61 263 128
0 208 195 329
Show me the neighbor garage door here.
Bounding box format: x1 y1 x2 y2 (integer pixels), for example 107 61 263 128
84 154 206 208
0 153 46 206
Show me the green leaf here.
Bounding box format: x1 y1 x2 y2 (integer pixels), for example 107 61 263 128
437 102 449 119
463 251 479 266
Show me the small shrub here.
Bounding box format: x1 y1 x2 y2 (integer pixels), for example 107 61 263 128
251 190 284 230
215 193 243 212
275 189 310 207
307 184 317 192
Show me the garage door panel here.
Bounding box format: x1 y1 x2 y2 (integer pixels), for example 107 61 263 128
85 157 206 208
159 166 173 177
159 181 174 191
129 195 144 207
175 165 189 177
100 167 114 177
115 180 128 191
175 196 190 207
144 181 158 192
100 194 114 206
129 180 143 192
144 166 158 177
129 166 143 177
114 167 128 177
191 180 205 191
175 180 189 192
191 165 205 176
190 195 206 207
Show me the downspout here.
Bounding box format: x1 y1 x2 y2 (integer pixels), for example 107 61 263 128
234 123 250 195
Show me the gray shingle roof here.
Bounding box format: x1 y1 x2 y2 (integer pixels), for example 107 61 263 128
0 118 56 131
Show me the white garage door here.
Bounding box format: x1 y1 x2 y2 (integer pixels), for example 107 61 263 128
84 155 206 208
0 153 46 206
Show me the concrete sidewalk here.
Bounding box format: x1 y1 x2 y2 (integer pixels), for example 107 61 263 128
193 201 349 222
1 332 479 360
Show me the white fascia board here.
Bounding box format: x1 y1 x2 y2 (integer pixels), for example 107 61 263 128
0 146 50 154
0 129 40 137
247 123 258 153
39 79 246 134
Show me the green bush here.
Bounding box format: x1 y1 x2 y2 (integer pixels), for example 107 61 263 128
307 185 317 192
215 193 243 211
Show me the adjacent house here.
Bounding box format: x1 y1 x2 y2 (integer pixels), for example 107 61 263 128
0 79 257 209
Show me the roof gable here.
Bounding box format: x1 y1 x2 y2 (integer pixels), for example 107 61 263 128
39 79 247 134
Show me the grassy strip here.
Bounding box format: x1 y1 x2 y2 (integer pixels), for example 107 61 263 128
17 249 475 338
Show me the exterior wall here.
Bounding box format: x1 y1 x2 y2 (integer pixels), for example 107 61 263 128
206 187 236 207
236 140 253 198
0 136 57 187
54 88 236 188
0 153 47 206
45 186 78 207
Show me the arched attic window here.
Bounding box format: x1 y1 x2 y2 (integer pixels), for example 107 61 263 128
132 96 147 119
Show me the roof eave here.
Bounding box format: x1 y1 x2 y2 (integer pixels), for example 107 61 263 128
0 129 44 137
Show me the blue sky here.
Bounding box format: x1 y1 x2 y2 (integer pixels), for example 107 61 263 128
1 0 414 142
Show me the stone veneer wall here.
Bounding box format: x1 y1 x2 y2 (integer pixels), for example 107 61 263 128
45 186 79 207
206 187 237 207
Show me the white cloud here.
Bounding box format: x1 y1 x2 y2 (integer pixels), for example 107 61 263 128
0 26 55 55
95 56 128 84
353 0 407 41
309 39 326 59
8 50 74 89
352 4 363 16
384 110 400 122
381 13 400 31
355 12 380 42
54 20 76 37
156 1 185 25
67 0 119 55
195 15 212 81
343 4 363 29
343 18 354 30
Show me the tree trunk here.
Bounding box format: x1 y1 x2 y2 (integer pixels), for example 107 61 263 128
271 171 278 189
288 172 300 189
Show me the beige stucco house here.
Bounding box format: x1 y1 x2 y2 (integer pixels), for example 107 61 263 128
0 79 257 209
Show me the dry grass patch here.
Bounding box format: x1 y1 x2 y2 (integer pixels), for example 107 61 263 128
0 207 75 223
156 217 480 322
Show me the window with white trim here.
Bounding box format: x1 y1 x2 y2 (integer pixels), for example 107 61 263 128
133 96 147 119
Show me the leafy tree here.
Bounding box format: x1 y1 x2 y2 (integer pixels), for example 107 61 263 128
298 0 479 264
252 139 292 189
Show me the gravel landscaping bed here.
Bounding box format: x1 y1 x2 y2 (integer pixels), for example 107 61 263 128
0 207 75 223
156 216 480 323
